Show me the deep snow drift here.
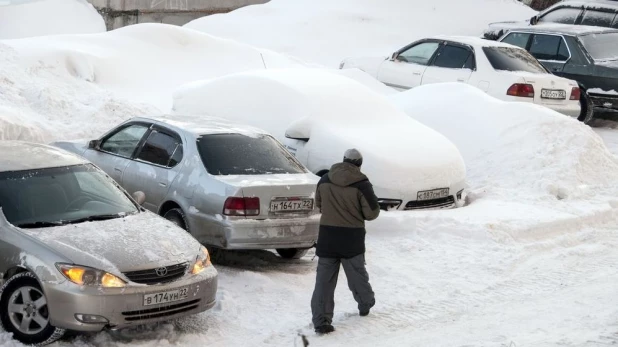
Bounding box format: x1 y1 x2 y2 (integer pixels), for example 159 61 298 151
185 0 536 67
0 0 105 39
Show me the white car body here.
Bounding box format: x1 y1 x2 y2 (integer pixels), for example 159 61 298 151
340 35 581 118
173 69 467 211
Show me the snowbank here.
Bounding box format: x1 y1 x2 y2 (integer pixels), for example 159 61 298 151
184 0 536 67
390 83 618 204
0 0 105 39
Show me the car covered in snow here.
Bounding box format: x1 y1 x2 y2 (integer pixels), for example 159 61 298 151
498 24 618 121
0 141 217 345
339 36 582 120
53 116 320 259
172 69 467 211
483 0 618 40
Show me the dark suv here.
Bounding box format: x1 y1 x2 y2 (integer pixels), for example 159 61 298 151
498 25 618 121
484 0 618 40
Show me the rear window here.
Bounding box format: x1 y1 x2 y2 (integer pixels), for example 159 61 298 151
196 134 306 175
580 32 618 61
482 47 548 73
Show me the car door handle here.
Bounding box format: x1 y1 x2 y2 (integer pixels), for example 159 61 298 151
114 167 122 172
457 78 465 82
413 72 421 76
158 182 167 187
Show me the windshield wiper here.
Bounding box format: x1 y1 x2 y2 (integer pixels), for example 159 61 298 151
62 213 127 225
17 221 65 229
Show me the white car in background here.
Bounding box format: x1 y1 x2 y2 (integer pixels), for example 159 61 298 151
339 36 582 119
173 69 467 211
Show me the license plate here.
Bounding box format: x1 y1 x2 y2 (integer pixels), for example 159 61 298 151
417 188 449 201
143 288 188 306
541 89 566 99
270 198 314 212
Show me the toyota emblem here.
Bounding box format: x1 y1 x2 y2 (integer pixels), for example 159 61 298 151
155 267 168 277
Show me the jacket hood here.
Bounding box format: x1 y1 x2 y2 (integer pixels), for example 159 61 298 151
328 162 368 187
19 211 202 275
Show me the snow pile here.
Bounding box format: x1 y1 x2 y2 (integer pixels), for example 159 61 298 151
391 83 618 203
0 0 105 39
173 69 466 193
185 0 536 67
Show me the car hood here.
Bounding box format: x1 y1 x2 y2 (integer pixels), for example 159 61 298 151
18 212 202 275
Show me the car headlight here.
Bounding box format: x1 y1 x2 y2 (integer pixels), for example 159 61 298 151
56 264 126 288
191 247 211 275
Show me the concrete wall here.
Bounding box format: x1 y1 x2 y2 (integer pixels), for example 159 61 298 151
87 0 268 30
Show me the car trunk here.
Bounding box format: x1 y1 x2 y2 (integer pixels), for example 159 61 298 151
522 74 574 106
216 174 318 220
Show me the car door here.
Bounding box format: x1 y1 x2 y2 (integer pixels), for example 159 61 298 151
421 42 475 85
82 123 151 184
377 40 441 90
121 126 184 212
528 34 571 73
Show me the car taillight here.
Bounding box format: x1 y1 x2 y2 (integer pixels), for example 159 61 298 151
570 87 580 100
223 197 260 216
506 83 534 98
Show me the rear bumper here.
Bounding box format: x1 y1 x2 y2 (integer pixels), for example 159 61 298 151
545 103 581 118
42 267 217 332
191 213 320 250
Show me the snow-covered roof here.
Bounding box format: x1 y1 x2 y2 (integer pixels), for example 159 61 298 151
508 23 618 36
429 35 520 49
0 141 87 172
138 115 271 137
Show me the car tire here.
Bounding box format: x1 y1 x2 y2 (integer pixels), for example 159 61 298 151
0 272 65 346
578 91 594 125
276 248 309 259
163 208 188 231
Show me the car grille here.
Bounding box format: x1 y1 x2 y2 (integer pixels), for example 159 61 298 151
123 263 188 285
122 299 200 322
404 196 455 210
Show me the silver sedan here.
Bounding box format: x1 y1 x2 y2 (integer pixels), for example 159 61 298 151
0 141 217 345
53 115 320 259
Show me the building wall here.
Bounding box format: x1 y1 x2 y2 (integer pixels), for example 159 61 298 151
87 0 268 30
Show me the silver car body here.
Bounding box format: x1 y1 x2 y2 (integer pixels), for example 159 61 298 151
53 116 320 250
0 141 217 333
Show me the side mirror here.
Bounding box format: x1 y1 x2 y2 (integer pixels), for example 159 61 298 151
284 118 311 142
132 191 146 206
390 52 399 61
530 16 538 25
88 139 101 150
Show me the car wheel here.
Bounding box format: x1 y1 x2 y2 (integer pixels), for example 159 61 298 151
163 208 188 231
0 272 65 345
276 248 309 259
578 91 594 125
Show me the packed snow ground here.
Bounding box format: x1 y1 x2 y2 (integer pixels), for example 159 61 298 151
1 0 618 346
0 0 105 39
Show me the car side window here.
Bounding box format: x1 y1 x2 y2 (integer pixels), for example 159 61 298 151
529 34 570 61
431 44 473 69
136 130 182 168
501 32 531 49
397 42 440 65
580 10 616 28
100 124 149 158
538 8 582 24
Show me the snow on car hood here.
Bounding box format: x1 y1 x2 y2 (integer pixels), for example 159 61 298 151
173 69 467 194
18 211 202 275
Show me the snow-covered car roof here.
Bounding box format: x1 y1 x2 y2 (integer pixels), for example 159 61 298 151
135 115 271 138
428 35 521 49
173 68 466 193
0 141 87 172
502 23 618 36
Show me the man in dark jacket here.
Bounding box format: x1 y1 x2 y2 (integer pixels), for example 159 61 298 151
311 148 380 334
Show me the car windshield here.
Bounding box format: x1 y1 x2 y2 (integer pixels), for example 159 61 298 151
483 46 548 73
580 33 618 61
0 164 138 228
196 133 307 175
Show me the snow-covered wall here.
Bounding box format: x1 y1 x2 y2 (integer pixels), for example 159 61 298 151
0 0 106 39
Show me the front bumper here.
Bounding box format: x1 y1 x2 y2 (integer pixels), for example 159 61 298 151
590 94 618 115
191 213 320 250
376 181 467 211
42 266 217 332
